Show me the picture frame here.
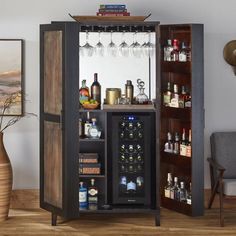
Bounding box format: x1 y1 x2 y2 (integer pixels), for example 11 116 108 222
0 39 24 116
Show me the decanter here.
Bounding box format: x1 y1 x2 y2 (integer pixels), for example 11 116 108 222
135 79 149 104
79 80 90 104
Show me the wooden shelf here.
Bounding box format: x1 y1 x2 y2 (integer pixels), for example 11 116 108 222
103 104 156 112
79 175 105 178
79 109 103 113
79 138 105 142
160 151 191 168
161 106 191 120
161 61 191 74
161 196 192 215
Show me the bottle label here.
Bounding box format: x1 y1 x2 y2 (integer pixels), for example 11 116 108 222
88 188 98 196
79 95 89 103
170 190 175 199
179 53 187 62
79 191 87 203
127 181 136 191
89 128 99 138
180 144 187 156
84 123 92 136
164 189 170 198
170 98 179 108
163 94 171 106
186 146 191 157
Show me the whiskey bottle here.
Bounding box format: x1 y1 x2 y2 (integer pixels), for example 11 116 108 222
179 181 187 202
179 42 188 62
84 112 92 138
163 39 173 61
79 80 90 105
164 173 173 198
88 179 98 210
164 132 174 153
91 73 101 108
186 182 192 205
173 132 180 154
179 86 187 108
186 129 192 157
79 182 87 210
180 128 187 156
170 84 179 108
171 39 179 61
163 82 172 107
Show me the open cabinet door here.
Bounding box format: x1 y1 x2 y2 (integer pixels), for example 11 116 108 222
40 22 79 225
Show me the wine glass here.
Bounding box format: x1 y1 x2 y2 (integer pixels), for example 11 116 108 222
82 31 94 57
119 32 129 57
95 31 105 57
107 32 117 57
144 31 155 57
129 32 142 58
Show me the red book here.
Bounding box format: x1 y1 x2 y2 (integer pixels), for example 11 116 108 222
97 12 130 16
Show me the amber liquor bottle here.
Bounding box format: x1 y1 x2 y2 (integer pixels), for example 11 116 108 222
163 82 172 107
79 80 90 105
186 129 192 157
91 73 101 108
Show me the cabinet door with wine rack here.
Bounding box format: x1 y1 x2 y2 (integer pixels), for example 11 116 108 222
78 110 107 211
160 24 204 216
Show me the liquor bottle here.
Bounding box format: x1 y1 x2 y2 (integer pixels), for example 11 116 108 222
164 132 174 153
185 88 191 108
88 118 101 139
84 112 92 137
179 181 187 202
79 182 87 210
186 129 192 157
170 177 179 200
179 86 187 108
180 128 187 156
164 173 172 198
120 176 127 193
88 179 98 210
173 132 180 154
186 182 192 205
79 80 90 105
163 82 172 107
136 176 144 189
179 42 191 62
79 118 84 138
163 39 173 61
91 73 101 108
170 84 179 108
127 180 136 193
171 39 179 61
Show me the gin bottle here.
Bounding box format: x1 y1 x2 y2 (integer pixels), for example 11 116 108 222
79 182 87 210
88 118 101 139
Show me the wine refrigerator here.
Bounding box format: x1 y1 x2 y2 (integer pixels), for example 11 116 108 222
109 113 154 206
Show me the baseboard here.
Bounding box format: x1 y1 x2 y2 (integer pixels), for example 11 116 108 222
11 189 39 209
9 189 234 209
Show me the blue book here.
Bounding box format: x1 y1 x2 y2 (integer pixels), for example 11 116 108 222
100 4 126 9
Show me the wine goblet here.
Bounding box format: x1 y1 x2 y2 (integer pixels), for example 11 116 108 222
107 32 117 57
82 31 94 57
119 32 129 57
144 31 155 57
95 31 105 57
129 32 142 58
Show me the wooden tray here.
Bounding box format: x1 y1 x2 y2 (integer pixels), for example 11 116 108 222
69 14 151 22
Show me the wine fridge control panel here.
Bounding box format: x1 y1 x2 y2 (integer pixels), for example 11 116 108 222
110 113 152 205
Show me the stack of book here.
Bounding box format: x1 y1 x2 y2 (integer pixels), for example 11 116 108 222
79 153 101 175
97 4 130 16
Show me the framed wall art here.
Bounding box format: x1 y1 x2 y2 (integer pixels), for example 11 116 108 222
0 39 23 116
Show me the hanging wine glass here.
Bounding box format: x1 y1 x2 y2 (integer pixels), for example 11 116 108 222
95 31 105 57
141 33 148 57
144 31 155 57
129 32 142 58
119 32 129 57
107 31 117 57
82 31 94 57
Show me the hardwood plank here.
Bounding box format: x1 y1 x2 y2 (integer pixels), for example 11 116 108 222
0 208 235 235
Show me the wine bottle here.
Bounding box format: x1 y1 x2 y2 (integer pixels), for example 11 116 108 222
91 73 101 108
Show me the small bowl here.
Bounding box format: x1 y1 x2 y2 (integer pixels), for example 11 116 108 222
82 103 99 110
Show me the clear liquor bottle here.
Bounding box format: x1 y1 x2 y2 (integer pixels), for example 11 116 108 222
179 86 187 108
163 39 173 61
180 128 187 156
164 132 174 153
170 177 180 200
179 42 191 62
88 118 101 139
179 181 187 202
88 179 98 210
170 84 179 108
186 182 192 205
164 173 173 198
84 112 92 138
173 132 180 154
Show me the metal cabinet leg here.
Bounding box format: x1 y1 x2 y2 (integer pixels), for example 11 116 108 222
52 213 57 226
155 214 160 226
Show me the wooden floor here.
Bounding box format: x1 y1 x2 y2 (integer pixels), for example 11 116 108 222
0 207 236 236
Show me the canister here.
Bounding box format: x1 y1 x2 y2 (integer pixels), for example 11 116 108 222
105 88 121 105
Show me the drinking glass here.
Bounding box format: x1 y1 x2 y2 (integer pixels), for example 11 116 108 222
119 32 129 57
107 32 117 57
95 31 105 57
82 31 94 57
144 32 155 57
129 32 142 58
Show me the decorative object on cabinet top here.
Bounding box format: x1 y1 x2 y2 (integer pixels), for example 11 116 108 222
223 40 236 75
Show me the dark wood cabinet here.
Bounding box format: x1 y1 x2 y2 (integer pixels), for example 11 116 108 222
40 21 204 226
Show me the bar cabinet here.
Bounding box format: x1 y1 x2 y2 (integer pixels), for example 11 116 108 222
40 20 204 226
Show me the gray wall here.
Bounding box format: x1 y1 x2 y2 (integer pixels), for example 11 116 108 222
0 0 235 189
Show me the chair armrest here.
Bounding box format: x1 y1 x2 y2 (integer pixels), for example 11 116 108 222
207 157 226 172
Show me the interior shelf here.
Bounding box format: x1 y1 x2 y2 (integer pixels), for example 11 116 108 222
79 138 105 142
161 107 191 120
161 61 191 74
160 151 191 166
79 175 106 178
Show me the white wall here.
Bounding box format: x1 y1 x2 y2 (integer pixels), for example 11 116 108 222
1 0 236 189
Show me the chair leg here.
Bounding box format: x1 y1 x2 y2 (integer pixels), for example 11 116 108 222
219 179 224 227
208 181 219 209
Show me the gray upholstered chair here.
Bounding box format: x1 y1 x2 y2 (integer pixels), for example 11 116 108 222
208 132 236 227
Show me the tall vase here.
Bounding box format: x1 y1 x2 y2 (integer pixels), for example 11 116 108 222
0 132 12 222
